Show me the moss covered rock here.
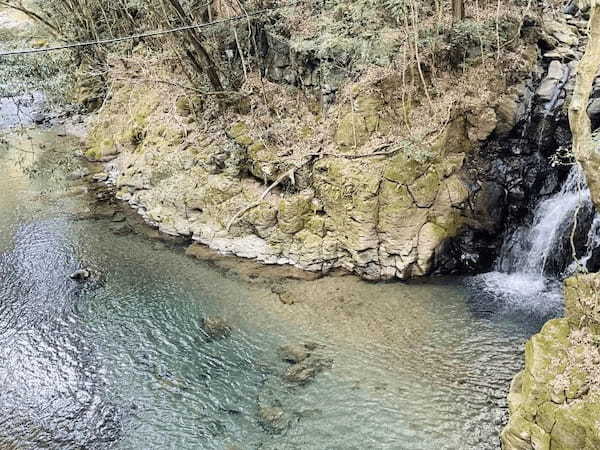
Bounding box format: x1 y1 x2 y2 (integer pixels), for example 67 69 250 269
502 275 600 450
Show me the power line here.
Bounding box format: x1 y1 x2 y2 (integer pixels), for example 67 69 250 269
0 3 296 57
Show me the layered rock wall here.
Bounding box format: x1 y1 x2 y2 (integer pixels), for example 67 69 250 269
86 10 593 280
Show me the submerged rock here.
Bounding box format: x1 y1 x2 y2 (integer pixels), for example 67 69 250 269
200 317 232 341
109 221 132 236
278 344 310 364
257 405 289 434
66 168 90 180
283 357 333 385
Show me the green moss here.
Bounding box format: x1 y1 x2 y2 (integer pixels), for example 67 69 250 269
306 215 326 237
408 169 440 207
383 153 426 185
228 122 250 139
278 193 313 234
85 148 102 160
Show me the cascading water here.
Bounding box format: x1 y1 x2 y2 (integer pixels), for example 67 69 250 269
474 164 600 316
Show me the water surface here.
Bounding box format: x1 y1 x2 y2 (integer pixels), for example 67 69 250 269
0 128 558 449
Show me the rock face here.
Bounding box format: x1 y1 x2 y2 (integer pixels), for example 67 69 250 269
84 9 594 281
501 275 600 450
90 76 563 280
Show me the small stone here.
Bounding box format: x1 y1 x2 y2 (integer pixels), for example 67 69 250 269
278 344 310 364
70 268 91 281
200 317 231 341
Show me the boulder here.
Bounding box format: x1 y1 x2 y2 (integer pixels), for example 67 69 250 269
536 78 561 102
587 98 600 120
543 19 579 47
92 172 109 182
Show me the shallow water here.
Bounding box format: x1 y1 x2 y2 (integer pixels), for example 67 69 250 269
0 128 559 449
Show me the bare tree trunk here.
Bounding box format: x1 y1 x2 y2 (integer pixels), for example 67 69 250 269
569 3 600 207
166 0 224 91
452 0 465 22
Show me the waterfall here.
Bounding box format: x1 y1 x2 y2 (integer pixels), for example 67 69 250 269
473 164 599 315
496 166 590 276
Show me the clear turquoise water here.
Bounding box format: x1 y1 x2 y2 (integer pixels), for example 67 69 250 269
0 129 560 450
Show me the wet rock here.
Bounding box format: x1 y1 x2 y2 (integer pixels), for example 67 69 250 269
536 77 561 102
31 112 46 124
70 268 91 281
547 60 566 80
200 317 231 341
278 344 310 364
543 47 577 61
91 204 117 219
271 283 297 305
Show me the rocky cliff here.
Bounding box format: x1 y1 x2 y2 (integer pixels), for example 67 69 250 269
82 3 594 281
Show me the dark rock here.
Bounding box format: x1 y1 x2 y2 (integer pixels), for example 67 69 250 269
588 98 600 123
70 268 91 281
200 317 231 341
31 112 45 124
91 204 117 219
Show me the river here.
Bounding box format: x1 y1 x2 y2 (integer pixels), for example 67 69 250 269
0 122 561 449
0 7 563 445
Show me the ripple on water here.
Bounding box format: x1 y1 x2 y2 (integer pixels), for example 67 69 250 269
0 130 558 449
